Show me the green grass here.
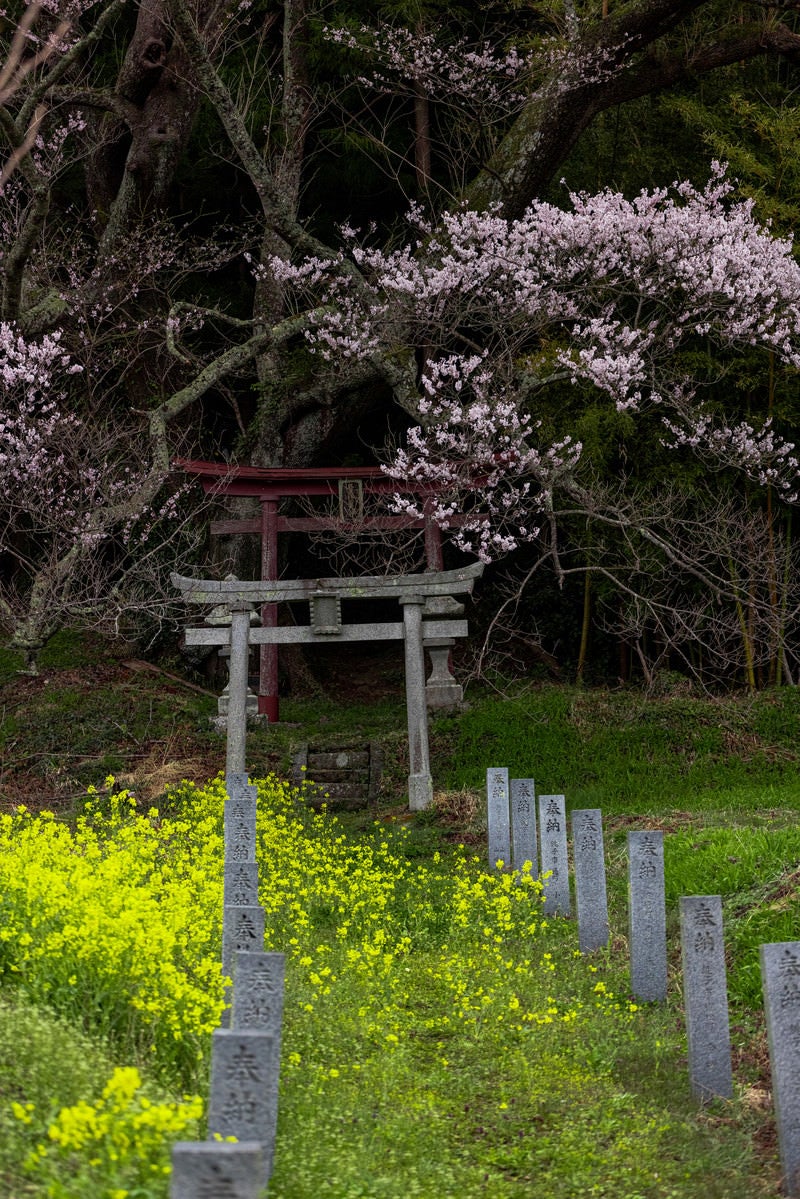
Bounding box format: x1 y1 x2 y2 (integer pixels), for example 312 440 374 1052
438 684 800 813
0 769 789 1198
0 631 103 682
0 998 196 1197
0 998 115 1185
4 639 800 1195
6 634 800 817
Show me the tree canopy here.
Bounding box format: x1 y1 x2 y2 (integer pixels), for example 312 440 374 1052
2 0 800 684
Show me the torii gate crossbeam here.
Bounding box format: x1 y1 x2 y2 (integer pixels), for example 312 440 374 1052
173 564 483 809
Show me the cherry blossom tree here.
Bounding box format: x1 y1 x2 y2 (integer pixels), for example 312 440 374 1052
0 324 211 670
3 0 800 679
271 166 800 559
264 161 800 685
157 0 800 469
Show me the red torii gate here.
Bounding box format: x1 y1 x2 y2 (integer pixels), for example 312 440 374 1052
175 460 452 721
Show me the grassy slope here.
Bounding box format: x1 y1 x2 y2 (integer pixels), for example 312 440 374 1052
4 632 800 816
3 633 800 1195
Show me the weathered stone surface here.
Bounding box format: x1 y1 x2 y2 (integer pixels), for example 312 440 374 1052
224 862 260 909
628 830 667 1002
217 679 259 720
207 1029 280 1183
310 591 342 634
226 607 253 776
173 562 484 604
307 751 369 771
292 744 308 781
231 951 285 1035
539 794 570 915
223 904 265 954
572 809 609 953
680 896 732 1101
293 743 383 808
401 595 433 810
171 1141 264 1199
424 637 463 709
226 773 258 803
299 776 369 796
486 767 511 871
408 770 433 812
176 565 483 811
510 778 537 875
237 619 468 643
222 907 266 1005
423 595 465 616
224 800 257 864
761 941 800 1196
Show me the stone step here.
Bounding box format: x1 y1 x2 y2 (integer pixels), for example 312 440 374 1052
305 768 370 786
307 751 369 771
303 781 371 800
292 741 382 808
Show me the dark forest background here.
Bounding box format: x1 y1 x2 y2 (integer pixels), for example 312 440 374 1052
3 0 800 689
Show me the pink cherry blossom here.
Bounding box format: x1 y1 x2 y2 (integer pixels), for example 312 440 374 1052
271 166 800 558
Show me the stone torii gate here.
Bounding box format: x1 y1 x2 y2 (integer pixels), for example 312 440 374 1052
172 563 483 810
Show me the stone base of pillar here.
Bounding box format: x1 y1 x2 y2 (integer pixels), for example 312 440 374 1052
408 772 433 811
426 681 464 709
216 683 259 719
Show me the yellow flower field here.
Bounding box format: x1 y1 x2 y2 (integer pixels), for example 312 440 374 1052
0 776 768 1198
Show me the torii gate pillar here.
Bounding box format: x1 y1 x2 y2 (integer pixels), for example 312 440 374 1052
174 563 482 809
226 604 253 776
400 595 433 811
259 498 279 722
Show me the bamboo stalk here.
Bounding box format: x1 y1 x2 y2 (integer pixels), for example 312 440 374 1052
729 555 756 691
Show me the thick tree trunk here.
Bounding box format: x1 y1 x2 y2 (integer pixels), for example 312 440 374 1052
87 0 209 240
251 0 314 469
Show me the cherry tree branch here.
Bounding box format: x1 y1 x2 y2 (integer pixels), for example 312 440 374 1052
468 6 800 216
